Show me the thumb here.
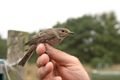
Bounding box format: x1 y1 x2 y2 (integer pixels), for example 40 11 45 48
45 44 79 65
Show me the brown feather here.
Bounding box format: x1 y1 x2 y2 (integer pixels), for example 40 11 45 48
18 28 73 66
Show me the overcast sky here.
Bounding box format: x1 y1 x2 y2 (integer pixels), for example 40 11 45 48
0 0 120 38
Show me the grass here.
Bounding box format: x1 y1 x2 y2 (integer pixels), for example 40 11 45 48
91 73 120 80
25 64 38 80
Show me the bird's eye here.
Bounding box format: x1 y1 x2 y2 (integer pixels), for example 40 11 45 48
61 30 65 32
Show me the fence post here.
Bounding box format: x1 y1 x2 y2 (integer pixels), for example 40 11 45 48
6 30 29 80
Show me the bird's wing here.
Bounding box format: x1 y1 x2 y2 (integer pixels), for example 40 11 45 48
25 30 56 45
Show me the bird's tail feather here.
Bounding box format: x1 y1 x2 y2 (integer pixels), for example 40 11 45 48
18 45 36 66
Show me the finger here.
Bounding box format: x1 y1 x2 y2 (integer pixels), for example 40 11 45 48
36 43 46 55
45 44 80 65
37 62 53 79
36 54 50 67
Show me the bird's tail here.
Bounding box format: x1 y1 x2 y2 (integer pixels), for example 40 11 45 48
18 45 36 66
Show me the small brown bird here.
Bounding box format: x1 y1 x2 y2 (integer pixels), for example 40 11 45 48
18 27 73 66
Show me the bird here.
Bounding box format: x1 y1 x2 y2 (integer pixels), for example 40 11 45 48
18 27 73 66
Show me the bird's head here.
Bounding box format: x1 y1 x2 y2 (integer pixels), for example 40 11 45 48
56 28 74 38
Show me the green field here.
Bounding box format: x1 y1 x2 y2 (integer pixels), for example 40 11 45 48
90 71 120 80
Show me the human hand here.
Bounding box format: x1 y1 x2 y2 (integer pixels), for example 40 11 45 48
36 43 90 80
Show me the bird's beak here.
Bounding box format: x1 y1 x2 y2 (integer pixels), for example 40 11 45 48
69 31 74 34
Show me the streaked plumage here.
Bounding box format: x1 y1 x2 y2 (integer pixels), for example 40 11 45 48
18 28 73 66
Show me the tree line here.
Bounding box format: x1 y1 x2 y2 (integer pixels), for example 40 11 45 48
53 12 120 67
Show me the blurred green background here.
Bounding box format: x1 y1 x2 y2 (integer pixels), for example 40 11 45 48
0 12 120 80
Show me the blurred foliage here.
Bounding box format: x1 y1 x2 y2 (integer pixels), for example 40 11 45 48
0 35 7 58
0 12 120 68
54 12 120 67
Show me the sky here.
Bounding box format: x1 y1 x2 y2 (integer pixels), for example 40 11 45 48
0 0 120 38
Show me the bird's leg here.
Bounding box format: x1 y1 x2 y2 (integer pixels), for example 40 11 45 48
44 43 50 54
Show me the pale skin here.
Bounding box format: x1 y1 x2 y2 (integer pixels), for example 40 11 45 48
36 43 90 80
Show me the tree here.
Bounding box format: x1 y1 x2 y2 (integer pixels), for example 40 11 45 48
0 35 7 58
53 12 120 67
